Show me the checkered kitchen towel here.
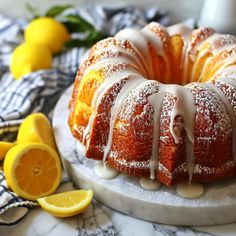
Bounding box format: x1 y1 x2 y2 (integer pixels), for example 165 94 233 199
0 5 170 225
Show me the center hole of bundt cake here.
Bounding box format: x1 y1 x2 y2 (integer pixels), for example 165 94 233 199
151 58 209 85
152 57 194 86
147 31 215 85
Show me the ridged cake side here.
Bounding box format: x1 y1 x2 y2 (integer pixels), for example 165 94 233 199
68 22 236 186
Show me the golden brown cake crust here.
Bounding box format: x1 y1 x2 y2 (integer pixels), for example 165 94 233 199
68 22 236 186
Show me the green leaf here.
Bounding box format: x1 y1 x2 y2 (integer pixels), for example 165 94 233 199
45 5 73 17
63 14 94 32
25 3 107 49
62 21 79 33
64 39 92 48
25 2 40 18
64 31 106 48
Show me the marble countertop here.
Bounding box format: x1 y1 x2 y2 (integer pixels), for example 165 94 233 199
0 182 236 236
1 1 236 234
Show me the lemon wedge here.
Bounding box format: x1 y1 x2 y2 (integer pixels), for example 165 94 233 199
37 190 93 217
17 113 57 151
3 143 61 200
0 141 15 160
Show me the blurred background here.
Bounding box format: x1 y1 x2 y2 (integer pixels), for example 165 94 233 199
0 0 204 23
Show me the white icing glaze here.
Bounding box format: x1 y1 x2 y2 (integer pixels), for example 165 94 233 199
141 28 166 59
148 91 165 179
94 162 118 179
193 34 236 74
148 83 196 181
115 28 154 79
167 24 192 37
220 55 236 73
205 52 236 81
83 56 142 78
82 68 138 143
141 26 169 75
94 47 148 77
194 35 236 82
200 34 236 55
83 113 94 144
217 65 236 88
167 24 192 84
92 68 137 109
176 181 204 198
187 27 215 62
161 84 196 144
139 177 161 190
103 76 146 163
187 28 215 82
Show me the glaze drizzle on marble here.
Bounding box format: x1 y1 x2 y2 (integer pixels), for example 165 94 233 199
95 162 118 179
139 177 161 190
176 181 204 199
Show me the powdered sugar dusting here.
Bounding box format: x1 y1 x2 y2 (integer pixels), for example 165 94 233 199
188 27 215 61
70 22 236 185
190 83 232 142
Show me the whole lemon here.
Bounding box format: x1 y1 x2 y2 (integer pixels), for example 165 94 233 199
25 17 70 54
10 42 52 79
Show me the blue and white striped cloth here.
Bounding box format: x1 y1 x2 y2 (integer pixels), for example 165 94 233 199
0 5 170 225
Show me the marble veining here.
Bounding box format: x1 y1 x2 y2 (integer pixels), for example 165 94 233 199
0 181 236 235
66 143 236 225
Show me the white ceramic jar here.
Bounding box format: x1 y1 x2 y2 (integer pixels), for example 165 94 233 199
198 0 236 34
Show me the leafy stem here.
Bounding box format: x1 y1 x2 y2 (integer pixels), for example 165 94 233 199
45 5 73 17
25 3 106 48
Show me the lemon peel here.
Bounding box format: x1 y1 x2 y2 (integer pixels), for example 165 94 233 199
10 42 52 79
37 190 93 217
17 113 57 151
3 143 62 200
25 17 70 54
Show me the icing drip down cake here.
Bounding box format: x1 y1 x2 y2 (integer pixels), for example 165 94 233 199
68 22 236 187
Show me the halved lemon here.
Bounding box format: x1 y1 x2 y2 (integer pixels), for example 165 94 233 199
17 113 57 151
3 143 61 200
0 141 15 160
37 190 93 217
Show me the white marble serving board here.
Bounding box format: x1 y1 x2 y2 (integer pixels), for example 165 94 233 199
52 85 236 226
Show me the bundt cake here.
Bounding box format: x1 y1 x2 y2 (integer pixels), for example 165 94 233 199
68 22 236 186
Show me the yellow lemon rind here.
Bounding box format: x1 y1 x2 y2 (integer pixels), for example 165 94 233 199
37 190 93 217
3 143 61 201
0 141 15 160
17 113 57 151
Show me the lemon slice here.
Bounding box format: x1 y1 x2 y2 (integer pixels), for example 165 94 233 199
0 141 15 160
17 113 57 151
37 190 93 217
3 143 61 200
